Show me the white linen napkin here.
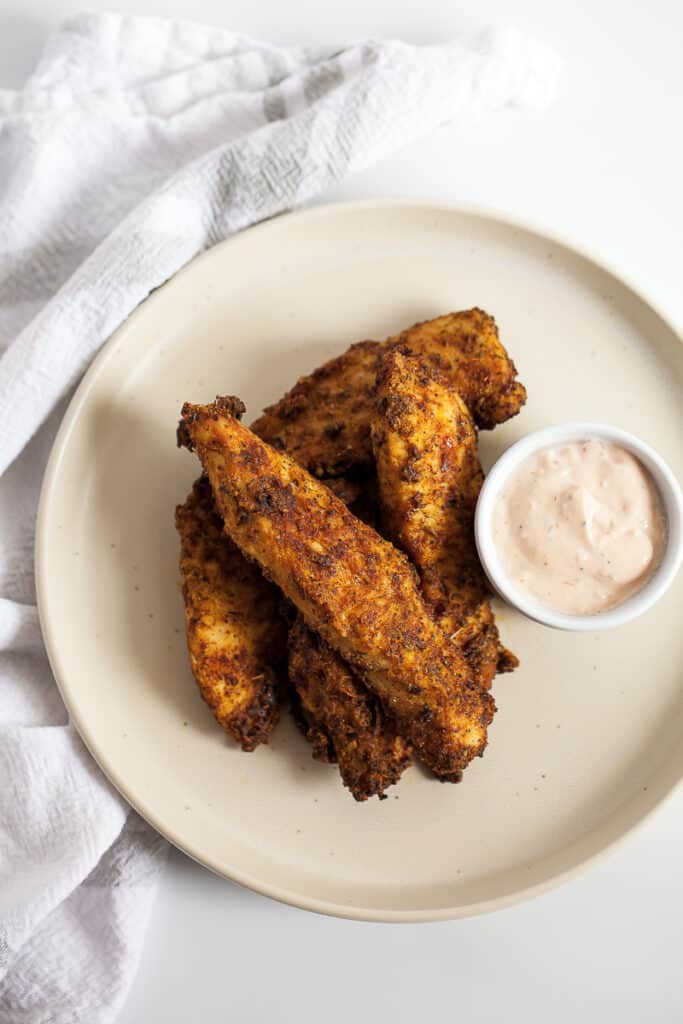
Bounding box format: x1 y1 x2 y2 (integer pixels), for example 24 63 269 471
0 12 560 1022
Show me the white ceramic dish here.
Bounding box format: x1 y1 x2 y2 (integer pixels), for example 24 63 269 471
36 199 683 922
475 422 683 631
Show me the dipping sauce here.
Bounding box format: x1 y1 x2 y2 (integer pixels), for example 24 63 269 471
492 439 666 615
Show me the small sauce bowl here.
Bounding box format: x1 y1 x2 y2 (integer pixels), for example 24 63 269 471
475 422 683 631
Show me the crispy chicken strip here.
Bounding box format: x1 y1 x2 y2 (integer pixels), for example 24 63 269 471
175 467 357 746
179 397 495 778
288 616 412 800
308 483 398 793
175 476 287 751
251 308 525 476
372 350 518 689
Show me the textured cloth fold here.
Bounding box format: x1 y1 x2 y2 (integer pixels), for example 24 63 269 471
0 13 560 1022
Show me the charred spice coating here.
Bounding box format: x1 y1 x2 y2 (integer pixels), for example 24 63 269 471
372 350 518 688
251 308 526 476
288 615 412 800
179 397 496 779
175 475 287 750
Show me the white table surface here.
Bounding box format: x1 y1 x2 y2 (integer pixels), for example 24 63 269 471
3 1 683 1021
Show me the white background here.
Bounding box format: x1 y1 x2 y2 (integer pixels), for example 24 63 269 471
3 1 683 1021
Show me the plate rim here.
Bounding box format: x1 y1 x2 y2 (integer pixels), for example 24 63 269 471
35 196 683 922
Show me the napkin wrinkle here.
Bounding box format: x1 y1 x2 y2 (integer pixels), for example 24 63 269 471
0 601 41 652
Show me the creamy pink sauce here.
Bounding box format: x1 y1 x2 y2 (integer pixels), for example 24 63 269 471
492 439 666 615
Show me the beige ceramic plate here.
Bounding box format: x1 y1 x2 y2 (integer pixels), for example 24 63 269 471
37 200 683 921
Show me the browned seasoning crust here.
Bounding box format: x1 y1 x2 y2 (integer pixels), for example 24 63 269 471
321 476 364 507
303 482 405 795
252 340 380 477
288 616 412 800
179 397 496 778
174 419 364 764
372 350 518 689
251 309 526 476
175 475 287 751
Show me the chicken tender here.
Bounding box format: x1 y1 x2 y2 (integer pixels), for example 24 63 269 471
251 308 525 476
179 397 495 779
372 350 518 689
175 475 287 751
253 340 380 477
289 616 412 801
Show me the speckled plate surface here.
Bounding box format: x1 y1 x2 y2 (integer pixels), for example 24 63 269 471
36 200 683 921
